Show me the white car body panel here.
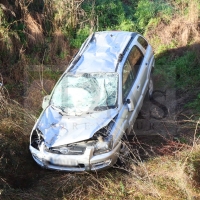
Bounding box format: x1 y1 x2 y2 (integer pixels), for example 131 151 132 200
37 106 118 147
29 31 155 171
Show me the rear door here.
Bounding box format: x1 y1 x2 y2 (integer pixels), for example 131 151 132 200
137 36 152 96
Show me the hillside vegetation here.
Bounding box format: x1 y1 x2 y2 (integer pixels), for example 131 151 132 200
0 0 200 199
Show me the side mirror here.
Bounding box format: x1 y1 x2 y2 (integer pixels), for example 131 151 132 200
126 98 134 112
42 95 50 110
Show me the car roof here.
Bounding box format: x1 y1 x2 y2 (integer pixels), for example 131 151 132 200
69 31 138 73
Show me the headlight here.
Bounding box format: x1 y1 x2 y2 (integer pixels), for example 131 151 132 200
93 135 113 155
92 119 115 156
31 128 44 150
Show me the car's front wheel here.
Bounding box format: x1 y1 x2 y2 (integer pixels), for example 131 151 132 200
115 135 131 169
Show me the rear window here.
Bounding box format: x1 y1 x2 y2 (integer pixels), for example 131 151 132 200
137 36 148 50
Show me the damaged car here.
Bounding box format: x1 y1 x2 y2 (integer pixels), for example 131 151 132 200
29 31 155 171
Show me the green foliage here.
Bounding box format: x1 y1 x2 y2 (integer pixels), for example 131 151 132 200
57 50 68 59
135 0 173 32
174 52 200 88
83 0 136 32
116 19 136 31
156 51 200 89
69 26 90 48
95 0 125 30
122 0 138 21
0 0 199 112
134 0 155 31
12 22 26 44
0 7 10 43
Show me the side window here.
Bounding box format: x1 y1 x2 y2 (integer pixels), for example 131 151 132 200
122 60 134 99
137 36 148 50
128 45 144 76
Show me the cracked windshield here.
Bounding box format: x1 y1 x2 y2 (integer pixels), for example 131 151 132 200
51 72 118 114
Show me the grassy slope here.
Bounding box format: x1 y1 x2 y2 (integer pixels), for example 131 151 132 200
0 101 200 200
1 43 200 200
0 1 200 199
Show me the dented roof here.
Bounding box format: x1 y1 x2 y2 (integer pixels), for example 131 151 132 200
70 31 137 73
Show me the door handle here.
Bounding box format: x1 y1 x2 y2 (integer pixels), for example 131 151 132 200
137 85 140 89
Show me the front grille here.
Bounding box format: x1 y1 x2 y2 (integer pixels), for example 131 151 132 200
45 145 86 155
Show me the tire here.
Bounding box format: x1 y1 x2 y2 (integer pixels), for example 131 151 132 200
115 133 131 169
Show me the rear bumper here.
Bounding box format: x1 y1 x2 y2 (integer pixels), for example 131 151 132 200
29 142 121 171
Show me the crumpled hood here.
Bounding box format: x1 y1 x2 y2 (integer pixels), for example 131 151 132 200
37 106 118 147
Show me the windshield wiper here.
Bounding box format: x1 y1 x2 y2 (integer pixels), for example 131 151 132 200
94 105 116 111
51 104 64 111
51 105 90 116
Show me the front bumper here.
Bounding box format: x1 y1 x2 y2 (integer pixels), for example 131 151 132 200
29 142 121 171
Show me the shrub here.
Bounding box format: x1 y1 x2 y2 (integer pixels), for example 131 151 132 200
156 50 200 89
69 26 90 48
135 0 173 32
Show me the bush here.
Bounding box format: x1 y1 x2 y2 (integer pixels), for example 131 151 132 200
83 0 136 32
116 19 136 31
69 26 90 48
156 50 200 89
93 0 125 30
135 0 173 32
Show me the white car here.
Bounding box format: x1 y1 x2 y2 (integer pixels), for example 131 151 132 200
29 31 155 171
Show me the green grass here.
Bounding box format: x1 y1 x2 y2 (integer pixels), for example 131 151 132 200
155 50 200 89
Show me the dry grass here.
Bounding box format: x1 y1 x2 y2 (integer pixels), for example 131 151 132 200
48 29 72 63
0 86 200 200
2 147 200 200
24 13 44 45
146 0 200 53
1 69 200 199
0 86 36 134
146 16 200 51
52 0 86 30
24 78 55 113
